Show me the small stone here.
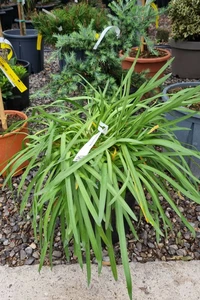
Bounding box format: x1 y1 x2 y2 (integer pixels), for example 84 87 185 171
136 242 142 252
176 249 187 256
194 252 200 259
9 241 15 248
168 245 178 255
12 260 17 266
52 250 62 258
32 251 40 259
197 216 200 222
102 256 110 262
25 247 33 256
9 250 15 258
184 233 191 240
196 232 200 239
20 249 27 260
147 242 155 249
24 257 35 265
12 225 20 233
3 240 9 246
196 206 200 212
178 206 184 213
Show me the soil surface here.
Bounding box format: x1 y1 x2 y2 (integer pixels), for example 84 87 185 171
129 48 168 58
0 115 23 135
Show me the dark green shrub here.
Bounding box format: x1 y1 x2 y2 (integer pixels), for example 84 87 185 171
32 3 108 45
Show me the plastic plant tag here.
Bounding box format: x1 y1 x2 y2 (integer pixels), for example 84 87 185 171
73 121 108 162
42 9 57 19
93 26 120 50
0 38 14 60
0 57 27 92
37 33 43 50
42 9 62 31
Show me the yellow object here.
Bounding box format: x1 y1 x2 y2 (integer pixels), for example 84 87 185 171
95 33 100 40
0 57 27 93
111 147 117 161
37 33 43 50
147 125 159 134
151 3 159 28
0 42 13 60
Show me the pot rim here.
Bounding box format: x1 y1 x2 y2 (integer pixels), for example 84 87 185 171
162 82 200 119
119 47 171 63
0 110 28 139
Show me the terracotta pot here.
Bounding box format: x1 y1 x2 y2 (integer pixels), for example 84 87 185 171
119 47 171 78
0 110 28 177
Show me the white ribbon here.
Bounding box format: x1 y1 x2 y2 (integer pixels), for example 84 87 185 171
93 26 120 50
73 121 108 162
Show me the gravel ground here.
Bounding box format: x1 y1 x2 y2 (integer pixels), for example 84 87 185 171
0 15 200 268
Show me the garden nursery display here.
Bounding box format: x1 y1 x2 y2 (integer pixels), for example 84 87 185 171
1 1 200 300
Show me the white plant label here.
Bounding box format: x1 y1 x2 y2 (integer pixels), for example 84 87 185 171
73 121 108 162
93 26 120 50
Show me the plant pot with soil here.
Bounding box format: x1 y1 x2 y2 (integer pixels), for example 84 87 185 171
0 6 14 30
0 36 29 176
3 28 44 74
162 81 200 177
3 59 30 110
3 61 200 300
35 0 59 12
109 0 171 77
3 1 44 74
119 47 171 77
0 110 28 177
168 0 200 78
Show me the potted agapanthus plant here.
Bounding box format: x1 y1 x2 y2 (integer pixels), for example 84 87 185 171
2 60 200 300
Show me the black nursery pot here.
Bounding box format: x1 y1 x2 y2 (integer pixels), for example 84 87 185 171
4 60 30 111
155 0 170 7
59 49 86 71
3 29 44 74
14 19 35 29
0 7 14 31
36 2 57 11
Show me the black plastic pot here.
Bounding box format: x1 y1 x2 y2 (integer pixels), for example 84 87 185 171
59 49 86 71
0 7 14 31
170 39 200 79
155 0 170 7
154 44 171 50
14 19 35 29
162 82 200 178
3 29 44 74
36 2 57 11
3 59 30 111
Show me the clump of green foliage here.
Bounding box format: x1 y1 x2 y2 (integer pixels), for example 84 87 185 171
34 22 147 98
156 27 169 43
168 0 200 41
1 61 27 100
32 3 108 45
107 0 161 53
